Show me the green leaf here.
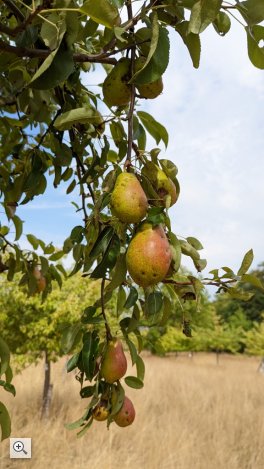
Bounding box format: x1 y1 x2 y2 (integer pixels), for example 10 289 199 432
12 215 23 241
54 107 102 131
180 240 200 260
26 234 39 250
64 409 91 430
125 336 138 365
186 236 203 250
124 376 144 389
213 11 231 36
241 274 264 291
0 337 10 377
104 254 127 293
61 323 82 354
70 225 84 244
159 159 178 179
124 287 138 309
246 25 264 69
0 402 11 441
237 249 254 276
82 331 99 381
67 352 80 373
80 385 96 398
176 21 201 68
1 382 16 397
110 383 125 416
160 295 172 326
89 227 114 258
239 0 264 26
90 234 120 279
137 111 168 148
146 291 163 315
116 285 126 316
169 233 182 273
80 0 120 29
188 0 222 34
136 355 145 382
226 287 254 301
30 46 74 89
133 22 170 84
76 417 93 437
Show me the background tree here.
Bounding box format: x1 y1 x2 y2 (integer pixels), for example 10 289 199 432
1 0 264 440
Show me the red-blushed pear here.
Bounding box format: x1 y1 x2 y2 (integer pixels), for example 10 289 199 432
126 223 172 287
33 266 46 293
92 401 109 422
114 396 135 427
111 172 148 224
100 338 127 384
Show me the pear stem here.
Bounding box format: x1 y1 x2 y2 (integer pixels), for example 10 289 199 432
101 278 112 341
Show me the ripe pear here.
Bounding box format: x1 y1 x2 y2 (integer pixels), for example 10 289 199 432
92 401 109 421
135 57 163 99
111 172 148 224
126 223 172 287
103 58 131 107
100 339 127 384
33 266 46 292
114 396 135 427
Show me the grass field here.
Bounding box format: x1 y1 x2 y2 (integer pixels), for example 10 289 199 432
1 353 264 469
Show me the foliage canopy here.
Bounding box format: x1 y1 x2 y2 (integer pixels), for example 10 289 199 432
1 0 264 440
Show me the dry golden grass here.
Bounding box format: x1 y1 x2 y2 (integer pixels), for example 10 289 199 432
1 353 264 469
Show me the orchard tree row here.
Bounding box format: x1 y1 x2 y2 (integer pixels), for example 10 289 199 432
1 0 264 440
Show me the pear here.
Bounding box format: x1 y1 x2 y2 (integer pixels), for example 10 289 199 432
103 58 131 107
100 339 127 384
134 57 163 99
114 396 135 427
126 223 172 287
156 170 177 207
33 266 46 292
92 401 109 421
111 172 148 224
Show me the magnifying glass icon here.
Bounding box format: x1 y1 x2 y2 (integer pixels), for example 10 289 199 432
13 441 28 455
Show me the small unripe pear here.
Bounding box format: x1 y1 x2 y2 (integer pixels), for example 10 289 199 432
103 58 131 107
101 339 127 384
111 173 148 224
92 401 109 421
126 223 172 287
114 396 135 427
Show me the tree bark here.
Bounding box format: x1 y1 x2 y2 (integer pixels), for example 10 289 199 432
41 351 53 419
257 357 264 373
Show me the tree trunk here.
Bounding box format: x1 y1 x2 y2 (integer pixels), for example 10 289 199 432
257 357 264 373
41 351 53 419
216 350 220 365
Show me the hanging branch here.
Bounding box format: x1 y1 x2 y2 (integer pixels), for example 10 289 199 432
125 0 137 169
101 278 112 341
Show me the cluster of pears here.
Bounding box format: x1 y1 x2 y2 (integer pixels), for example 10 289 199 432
111 169 177 287
92 338 135 427
103 56 163 107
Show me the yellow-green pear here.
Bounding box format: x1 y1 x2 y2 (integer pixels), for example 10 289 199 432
103 58 131 107
134 57 163 99
111 172 148 224
101 339 127 384
156 169 177 207
126 223 172 287
114 396 135 427
92 401 109 421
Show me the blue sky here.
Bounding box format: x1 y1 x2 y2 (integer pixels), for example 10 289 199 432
8 16 264 279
